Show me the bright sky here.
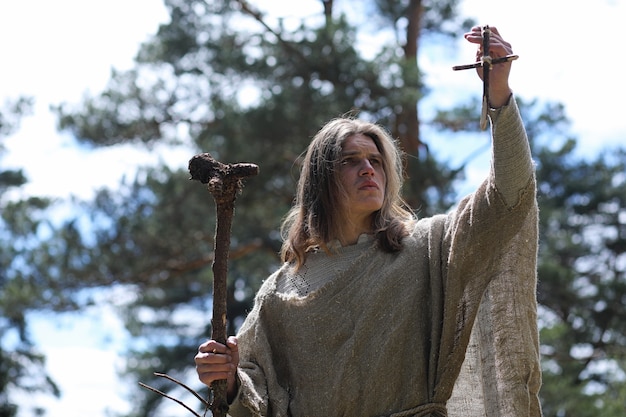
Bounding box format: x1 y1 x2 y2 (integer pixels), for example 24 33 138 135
2 0 625 416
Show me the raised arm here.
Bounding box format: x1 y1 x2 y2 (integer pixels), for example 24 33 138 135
464 25 534 206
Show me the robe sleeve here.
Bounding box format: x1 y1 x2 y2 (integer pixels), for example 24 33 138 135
490 96 535 207
228 275 291 417
447 98 542 417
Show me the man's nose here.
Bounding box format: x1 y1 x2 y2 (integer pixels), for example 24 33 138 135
359 159 375 176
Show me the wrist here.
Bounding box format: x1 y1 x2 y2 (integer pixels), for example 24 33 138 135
489 89 513 109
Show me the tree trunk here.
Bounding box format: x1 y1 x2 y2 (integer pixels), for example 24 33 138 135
396 0 423 157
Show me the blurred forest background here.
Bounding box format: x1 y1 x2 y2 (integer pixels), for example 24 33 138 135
2 0 626 416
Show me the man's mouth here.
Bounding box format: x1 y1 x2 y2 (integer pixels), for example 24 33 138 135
359 181 379 190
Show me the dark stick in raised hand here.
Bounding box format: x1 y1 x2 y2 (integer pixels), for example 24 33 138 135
452 25 518 130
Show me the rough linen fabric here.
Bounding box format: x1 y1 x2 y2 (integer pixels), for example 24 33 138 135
447 101 541 416
228 99 541 417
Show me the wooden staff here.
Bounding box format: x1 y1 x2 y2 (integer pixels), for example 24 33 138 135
188 153 259 417
452 25 519 130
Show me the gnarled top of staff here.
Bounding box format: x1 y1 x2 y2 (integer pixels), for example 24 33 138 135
188 152 259 202
453 25 519 130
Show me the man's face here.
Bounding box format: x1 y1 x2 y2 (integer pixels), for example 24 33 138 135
337 134 386 223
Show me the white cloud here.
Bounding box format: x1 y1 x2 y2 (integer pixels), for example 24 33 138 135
0 0 169 103
15 304 130 417
33 347 130 417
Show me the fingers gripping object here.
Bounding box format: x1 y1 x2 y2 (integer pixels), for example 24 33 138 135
189 153 259 417
452 25 519 130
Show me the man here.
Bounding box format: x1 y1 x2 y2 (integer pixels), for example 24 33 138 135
195 25 541 417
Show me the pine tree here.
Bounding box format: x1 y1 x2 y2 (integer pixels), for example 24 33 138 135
50 1 471 414
11 1 626 415
0 97 61 417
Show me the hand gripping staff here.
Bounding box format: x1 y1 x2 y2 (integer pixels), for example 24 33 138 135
188 153 259 417
452 25 518 130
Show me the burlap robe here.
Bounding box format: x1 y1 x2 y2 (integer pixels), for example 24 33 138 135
228 99 542 416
